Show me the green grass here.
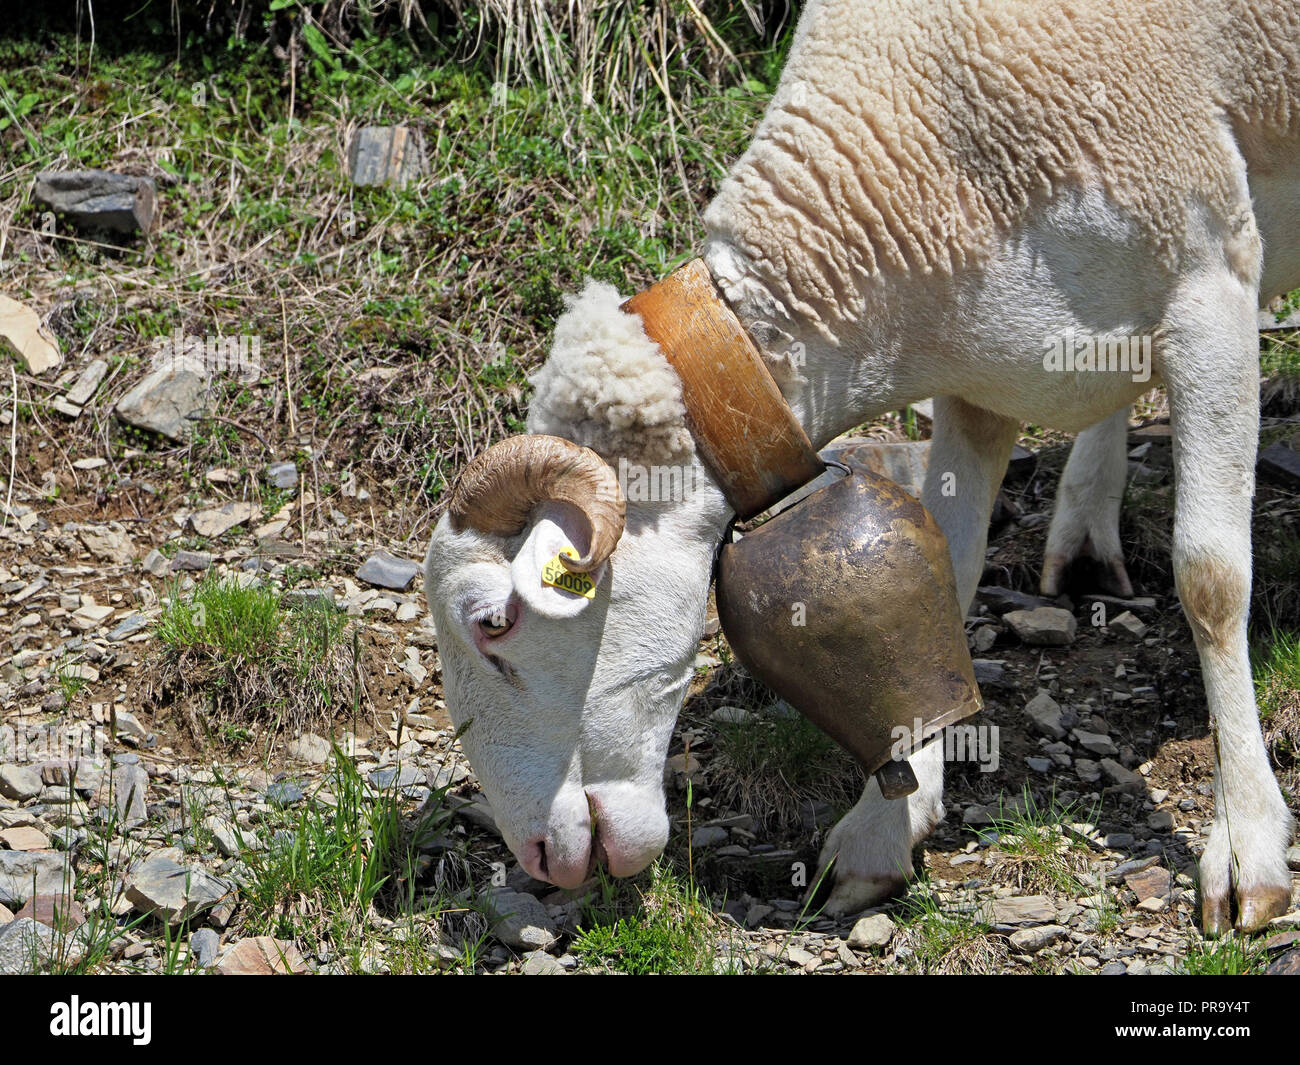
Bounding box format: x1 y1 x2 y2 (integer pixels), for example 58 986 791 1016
572 862 724 975
1178 933 1268 975
896 878 1005 975
55 663 89 705
150 574 357 746
1253 630 1299 795
236 747 478 973
0 13 776 504
157 575 282 660
986 787 1101 897
1255 630 1300 720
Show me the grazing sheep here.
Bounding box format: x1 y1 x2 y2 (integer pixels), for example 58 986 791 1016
425 0 1299 933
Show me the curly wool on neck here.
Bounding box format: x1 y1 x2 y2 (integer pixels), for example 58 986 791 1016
526 280 695 467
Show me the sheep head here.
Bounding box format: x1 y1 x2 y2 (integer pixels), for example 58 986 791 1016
423 288 731 891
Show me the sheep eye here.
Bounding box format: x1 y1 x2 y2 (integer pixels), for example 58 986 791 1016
479 615 513 639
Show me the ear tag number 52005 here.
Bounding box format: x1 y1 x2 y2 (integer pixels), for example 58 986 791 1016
541 547 596 599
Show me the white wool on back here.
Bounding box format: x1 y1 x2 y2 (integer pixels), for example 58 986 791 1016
703 0 1300 337
526 280 694 466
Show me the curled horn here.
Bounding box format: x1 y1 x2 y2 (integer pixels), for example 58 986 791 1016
447 435 626 573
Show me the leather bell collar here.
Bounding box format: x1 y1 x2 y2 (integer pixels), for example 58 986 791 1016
620 258 824 520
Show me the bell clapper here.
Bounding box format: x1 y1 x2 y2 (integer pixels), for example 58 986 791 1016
875 759 919 800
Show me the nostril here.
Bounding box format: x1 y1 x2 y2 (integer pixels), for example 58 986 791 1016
521 837 551 883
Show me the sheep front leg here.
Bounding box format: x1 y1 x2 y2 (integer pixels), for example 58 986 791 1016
1041 406 1135 597
1162 278 1293 934
816 398 1018 915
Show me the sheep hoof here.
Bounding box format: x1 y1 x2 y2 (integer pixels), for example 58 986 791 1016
1040 547 1134 599
1200 872 1291 937
813 867 908 917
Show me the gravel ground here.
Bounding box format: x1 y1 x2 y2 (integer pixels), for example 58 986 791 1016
0 424 1298 975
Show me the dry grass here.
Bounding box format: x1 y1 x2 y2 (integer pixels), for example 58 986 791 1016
444 0 773 112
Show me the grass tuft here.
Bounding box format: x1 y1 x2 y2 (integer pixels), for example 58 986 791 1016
148 575 361 747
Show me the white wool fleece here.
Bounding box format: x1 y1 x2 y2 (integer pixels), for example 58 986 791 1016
526 279 694 466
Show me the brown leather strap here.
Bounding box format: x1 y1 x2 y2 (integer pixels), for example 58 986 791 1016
621 258 824 520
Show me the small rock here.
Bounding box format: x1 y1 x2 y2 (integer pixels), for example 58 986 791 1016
1109 611 1148 639
143 549 171 577
124 851 235 924
976 587 1057 615
349 126 427 187
215 935 308 975
0 916 80 974
1075 758 1101 783
356 551 422 592
66 359 109 407
172 549 213 572
0 765 42 802
286 733 332 764
0 827 50 851
690 826 728 848
1147 809 1175 832
369 766 426 794
985 895 1057 925
1003 607 1078 646
189 502 261 539
0 851 75 907
484 888 559 950
1125 865 1171 902
1024 690 1066 739
15 893 84 931
1008 924 1067 953
115 366 208 442
33 169 155 234
114 710 149 742
1025 756 1052 773
1286 844 1300 872
972 659 1006 686
113 763 149 826
78 523 135 563
1100 758 1145 792
265 780 305 806
520 950 566 975
847 913 896 950
1258 442 1300 488
962 804 993 826
265 462 298 490
1073 729 1118 757
1266 947 1300 975
710 706 751 725
189 927 220 969
203 816 244 858
106 614 148 642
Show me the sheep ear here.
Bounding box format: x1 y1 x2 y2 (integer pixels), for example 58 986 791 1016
509 505 608 619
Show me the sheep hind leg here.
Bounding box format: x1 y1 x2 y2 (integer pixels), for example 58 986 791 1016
1041 406 1134 598
813 398 1018 915
1162 273 1292 935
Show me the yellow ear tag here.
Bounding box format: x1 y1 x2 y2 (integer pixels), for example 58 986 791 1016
541 546 597 599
